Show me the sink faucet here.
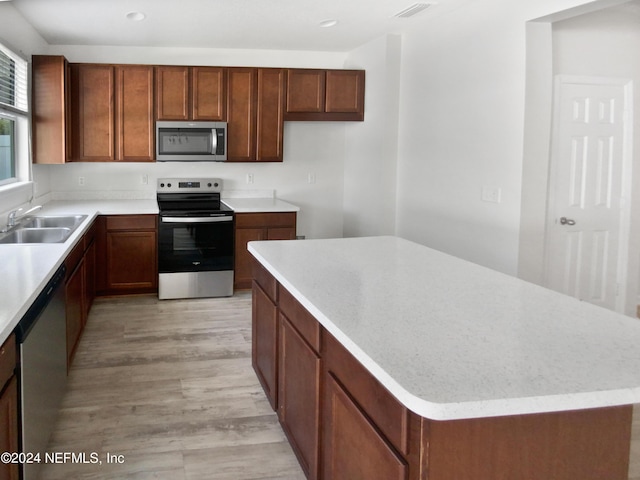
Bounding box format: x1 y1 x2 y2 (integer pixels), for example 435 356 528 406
6 205 42 229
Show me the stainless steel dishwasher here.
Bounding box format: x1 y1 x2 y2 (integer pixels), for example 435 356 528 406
15 264 67 480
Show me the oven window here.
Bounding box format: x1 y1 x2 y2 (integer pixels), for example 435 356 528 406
159 220 234 273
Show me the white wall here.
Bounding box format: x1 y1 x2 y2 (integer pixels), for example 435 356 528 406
393 0 615 276
0 4 48 222
342 35 401 238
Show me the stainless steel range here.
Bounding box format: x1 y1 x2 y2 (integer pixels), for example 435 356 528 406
157 178 234 299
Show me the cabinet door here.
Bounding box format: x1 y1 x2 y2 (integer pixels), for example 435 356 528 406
252 281 278 409
66 258 85 368
155 66 189 120
32 55 70 164
279 315 320 479
0 377 19 480
72 64 115 161
235 227 266 290
115 65 155 161
192 67 226 120
256 68 285 162
322 373 408 480
286 69 325 113
227 68 257 161
84 238 96 322
325 70 365 114
106 230 157 291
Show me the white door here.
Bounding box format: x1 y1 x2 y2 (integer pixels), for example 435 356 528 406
544 76 632 312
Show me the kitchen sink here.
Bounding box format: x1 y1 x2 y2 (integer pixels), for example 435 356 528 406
20 215 87 229
0 228 72 244
0 214 88 244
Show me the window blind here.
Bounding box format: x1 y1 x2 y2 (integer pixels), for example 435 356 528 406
0 44 28 113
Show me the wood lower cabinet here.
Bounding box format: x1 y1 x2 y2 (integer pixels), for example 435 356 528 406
65 219 97 368
0 335 18 480
251 261 631 480
323 374 407 480
252 275 278 410
278 287 321 479
96 215 158 295
234 212 296 290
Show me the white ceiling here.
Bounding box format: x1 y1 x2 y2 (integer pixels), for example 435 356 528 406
10 0 453 52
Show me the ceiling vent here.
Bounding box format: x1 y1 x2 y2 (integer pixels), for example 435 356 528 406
394 3 432 18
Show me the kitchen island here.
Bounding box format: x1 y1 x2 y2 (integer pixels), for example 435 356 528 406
248 236 640 479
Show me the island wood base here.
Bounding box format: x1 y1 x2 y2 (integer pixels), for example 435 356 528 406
251 258 633 479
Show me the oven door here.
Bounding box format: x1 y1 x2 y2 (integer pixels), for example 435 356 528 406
158 213 234 273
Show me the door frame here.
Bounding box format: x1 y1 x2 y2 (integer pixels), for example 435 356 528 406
543 74 633 313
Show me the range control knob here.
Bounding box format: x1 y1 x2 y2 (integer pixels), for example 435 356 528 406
167 183 172 188
160 183 165 188
207 183 212 187
214 182 219 188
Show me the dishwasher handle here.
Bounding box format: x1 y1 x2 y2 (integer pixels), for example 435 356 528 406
15 264 66 343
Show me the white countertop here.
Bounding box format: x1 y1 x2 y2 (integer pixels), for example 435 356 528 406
248 236 640 421
222 197 300 213
0 200 158 344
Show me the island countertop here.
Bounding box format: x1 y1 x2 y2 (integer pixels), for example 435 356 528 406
248 235 640 421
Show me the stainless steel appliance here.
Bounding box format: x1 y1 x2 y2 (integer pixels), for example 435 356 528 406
15 264 67 480
157 178 234 299
156 121 227 161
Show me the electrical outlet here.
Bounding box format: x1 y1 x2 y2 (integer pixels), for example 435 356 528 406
307 173 316 184
246 173 254 184
78 176 85 186
481 186 501 203
141 174 149 185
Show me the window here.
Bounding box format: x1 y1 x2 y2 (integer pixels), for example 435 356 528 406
0 44 28 187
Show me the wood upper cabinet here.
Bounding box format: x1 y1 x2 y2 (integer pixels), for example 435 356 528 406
115 65 155 161
256 68 286 162
285 69 365 121
71 64 115 161
286 69 325 113
156 66 226 121
227 68 286 162
227 68 257 161
32 55 71 164
70 63 154 162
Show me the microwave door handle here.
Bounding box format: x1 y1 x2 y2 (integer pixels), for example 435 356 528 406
162 216 233 223
211 129 217 154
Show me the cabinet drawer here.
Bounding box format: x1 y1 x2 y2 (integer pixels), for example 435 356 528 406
106 214 156 230
65 238 86 276
0 334 16 390
251 258 277 302
279 286 320 353
323 330 410 456
236 212 296 229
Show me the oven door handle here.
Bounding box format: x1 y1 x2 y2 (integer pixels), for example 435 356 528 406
161 216 233 223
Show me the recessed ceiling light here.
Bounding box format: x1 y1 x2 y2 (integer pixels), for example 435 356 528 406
126 11 146 22
319 19 339 28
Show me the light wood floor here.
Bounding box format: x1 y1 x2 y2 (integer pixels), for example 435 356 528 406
41 292 640 480
40 292 305 480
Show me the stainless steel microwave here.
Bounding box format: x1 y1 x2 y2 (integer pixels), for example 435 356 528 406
156 121 227 161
